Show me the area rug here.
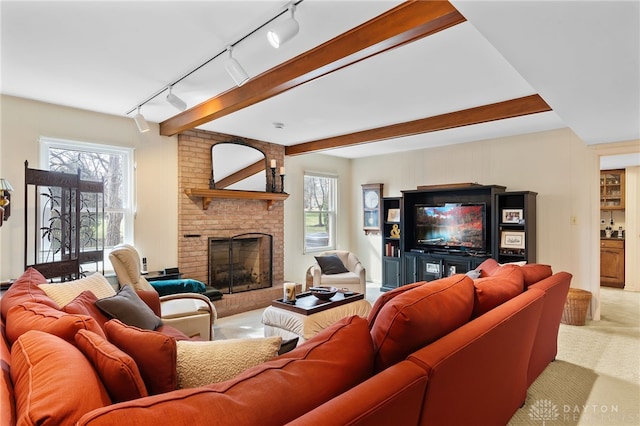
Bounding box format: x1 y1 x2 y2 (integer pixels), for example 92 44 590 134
508 287 640 425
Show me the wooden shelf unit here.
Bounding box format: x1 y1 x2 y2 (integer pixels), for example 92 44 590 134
600 239 625 288
184 188 289 211
494 191 537 264
600 169 625 210
381 197 402 291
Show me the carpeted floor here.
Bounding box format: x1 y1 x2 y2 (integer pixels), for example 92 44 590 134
214 284 640 425
509 287 640 425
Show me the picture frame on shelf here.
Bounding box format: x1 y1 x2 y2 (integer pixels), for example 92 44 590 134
502 208 524 224
500 231 525 249
387 208 400 222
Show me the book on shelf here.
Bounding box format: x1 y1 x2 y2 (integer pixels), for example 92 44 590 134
385 243 400 257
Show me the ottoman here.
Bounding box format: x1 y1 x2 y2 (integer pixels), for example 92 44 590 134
262 299 372 345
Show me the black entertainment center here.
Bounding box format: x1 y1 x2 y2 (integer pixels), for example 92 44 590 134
380 184 537 291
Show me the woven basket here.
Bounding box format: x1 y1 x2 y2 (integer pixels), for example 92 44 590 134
561 288 592 326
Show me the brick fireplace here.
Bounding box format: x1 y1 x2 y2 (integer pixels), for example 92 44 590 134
209 233 273 294
178 130 289 317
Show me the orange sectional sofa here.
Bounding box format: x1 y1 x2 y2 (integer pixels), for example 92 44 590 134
1 260 571 426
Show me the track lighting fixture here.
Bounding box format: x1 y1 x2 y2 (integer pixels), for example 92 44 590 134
166 86 187 111
127 1 303 120
267 3 299 48
224 46 250 87
133 107 150 133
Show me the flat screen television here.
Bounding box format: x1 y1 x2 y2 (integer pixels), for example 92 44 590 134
414 203 486 252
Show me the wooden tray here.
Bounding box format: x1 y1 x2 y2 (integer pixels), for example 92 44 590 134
271 290 364 315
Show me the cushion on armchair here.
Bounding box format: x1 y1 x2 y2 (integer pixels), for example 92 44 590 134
150 279 206 296
315 254 349 275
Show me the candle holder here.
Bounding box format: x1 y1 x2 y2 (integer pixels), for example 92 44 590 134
280 174 285 193
271 167 277 192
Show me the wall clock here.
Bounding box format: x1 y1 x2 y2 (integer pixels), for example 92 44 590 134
362 183 383 234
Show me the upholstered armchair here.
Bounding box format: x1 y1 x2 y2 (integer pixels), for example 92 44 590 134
109 244 217 340
305 250 366 295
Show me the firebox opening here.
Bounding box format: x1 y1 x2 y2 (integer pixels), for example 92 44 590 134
208 233 273 294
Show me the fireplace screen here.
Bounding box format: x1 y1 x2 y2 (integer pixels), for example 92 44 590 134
208 233 273 294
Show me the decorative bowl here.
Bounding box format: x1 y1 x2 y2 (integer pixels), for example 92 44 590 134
309 286 338 301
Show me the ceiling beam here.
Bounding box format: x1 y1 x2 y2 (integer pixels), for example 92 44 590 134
285 95 552 156
214 160 264 189
159 1 465 136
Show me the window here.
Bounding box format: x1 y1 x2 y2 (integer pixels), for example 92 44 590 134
303 173 337 253
40 137 134 254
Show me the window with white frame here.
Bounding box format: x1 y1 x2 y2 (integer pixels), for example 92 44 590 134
40 137 134 259
303 173 337 253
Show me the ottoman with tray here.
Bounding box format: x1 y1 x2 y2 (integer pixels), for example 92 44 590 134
262 289 372 345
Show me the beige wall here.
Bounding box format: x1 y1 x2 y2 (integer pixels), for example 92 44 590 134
283 130 639 321
2 95 638 319
349 128 596 280
0 95 178 279
282 153 353 285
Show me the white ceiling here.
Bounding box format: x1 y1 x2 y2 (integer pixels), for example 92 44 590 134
1 1 638 164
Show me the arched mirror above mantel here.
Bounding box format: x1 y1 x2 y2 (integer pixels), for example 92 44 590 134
210 140 267 192
184 138 289 211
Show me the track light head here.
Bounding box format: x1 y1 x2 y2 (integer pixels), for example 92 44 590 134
166 86 187 111
133 107 150 133
267 3 299 48
224 46 250 87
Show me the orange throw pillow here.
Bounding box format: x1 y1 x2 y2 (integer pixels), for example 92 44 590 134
11 330 110 425
370 275 475 372
75 329 148 403
472 264 524 317
476 258 501 277
521 264 553 288
367 281 427 328
78 316 374 426
0 267 58 321
63 290 111 331
5 301 105 346
104 319 177 395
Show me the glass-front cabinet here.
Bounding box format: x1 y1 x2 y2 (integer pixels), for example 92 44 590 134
600 169 625 210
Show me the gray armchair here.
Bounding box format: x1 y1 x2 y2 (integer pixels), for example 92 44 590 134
305 250 366 295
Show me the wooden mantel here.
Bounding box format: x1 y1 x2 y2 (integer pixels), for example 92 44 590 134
184 188 289 211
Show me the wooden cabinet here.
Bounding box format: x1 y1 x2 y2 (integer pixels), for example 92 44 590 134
600 239 625 288
402 251 488 284
381 197 402 291
494 191 537 264
600 169 625 210
388 184 536 288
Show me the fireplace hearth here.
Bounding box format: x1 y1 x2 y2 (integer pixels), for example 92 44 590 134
208 233 273 294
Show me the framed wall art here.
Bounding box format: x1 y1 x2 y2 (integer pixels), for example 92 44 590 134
502 208 524 224
387 208 400 223
500 231 525 250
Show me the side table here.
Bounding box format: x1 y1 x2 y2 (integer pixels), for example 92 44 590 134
145 270 183 281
